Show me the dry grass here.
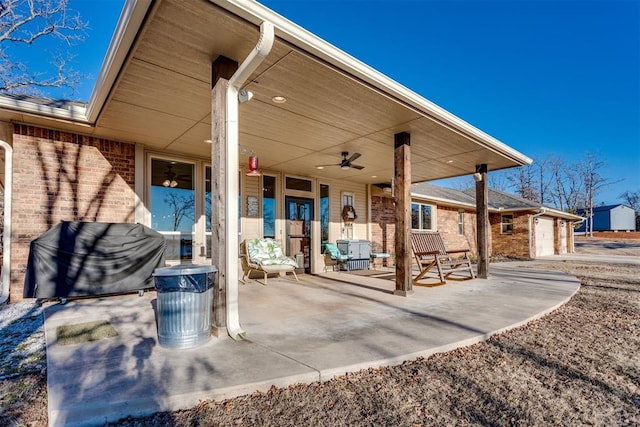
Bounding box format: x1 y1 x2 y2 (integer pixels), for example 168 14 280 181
1 258 638 426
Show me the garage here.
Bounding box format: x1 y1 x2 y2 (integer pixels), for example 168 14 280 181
535 217 555 257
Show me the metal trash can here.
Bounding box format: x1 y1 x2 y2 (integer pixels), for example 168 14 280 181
153 264 216 349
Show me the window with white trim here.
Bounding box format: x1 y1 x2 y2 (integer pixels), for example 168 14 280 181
341 191 355 239
411 202 435 230
501 214 514 234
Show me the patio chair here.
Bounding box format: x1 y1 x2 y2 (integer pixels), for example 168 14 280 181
240 238 299 284
323 243 351 271
411 231 475 285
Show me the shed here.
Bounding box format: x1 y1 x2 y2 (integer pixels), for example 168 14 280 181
576 205 636 232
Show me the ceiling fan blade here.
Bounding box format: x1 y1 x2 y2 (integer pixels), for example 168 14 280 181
351 164 365 170
315 163 340 168
347 152 361 163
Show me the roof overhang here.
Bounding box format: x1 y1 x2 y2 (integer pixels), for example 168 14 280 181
0 0 532 184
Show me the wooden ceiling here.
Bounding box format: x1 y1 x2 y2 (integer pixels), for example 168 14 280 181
3 0 529 185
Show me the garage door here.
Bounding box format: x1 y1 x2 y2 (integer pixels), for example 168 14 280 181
535 217 555 257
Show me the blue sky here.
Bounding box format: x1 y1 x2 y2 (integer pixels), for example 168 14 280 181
16 0 640 205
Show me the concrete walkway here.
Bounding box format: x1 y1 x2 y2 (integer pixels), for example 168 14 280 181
536 253 640 265
43 262 580 426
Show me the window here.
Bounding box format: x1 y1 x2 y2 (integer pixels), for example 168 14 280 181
263 175 277 238
341 192 355 239
320 184 330 244
342 193 354 208
411 202 435 230
150 158 195 261
285 176 312 192
458 210 464 235
501 214 514 234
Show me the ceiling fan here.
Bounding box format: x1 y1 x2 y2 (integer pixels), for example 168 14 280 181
316 152 364 170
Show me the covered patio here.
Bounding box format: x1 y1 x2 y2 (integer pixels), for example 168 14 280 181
44 263 580 426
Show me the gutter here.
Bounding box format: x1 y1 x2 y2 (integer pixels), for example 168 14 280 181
531 208 547 219
224 21 275 340
0 140 12 305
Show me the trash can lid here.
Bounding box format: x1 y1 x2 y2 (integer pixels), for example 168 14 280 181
153 264 217 276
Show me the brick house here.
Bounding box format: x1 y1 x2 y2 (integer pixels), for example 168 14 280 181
370 182 583 265
0 0 533 338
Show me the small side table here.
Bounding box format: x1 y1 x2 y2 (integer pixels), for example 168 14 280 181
369 252 390 270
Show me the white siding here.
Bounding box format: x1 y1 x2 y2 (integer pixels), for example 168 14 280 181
610 205 636 231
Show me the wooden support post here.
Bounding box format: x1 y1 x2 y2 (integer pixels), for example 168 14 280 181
211 56 238 337
394 132 413 296
475 164 489 279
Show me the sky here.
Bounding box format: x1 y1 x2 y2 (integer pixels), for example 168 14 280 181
13 0 640 206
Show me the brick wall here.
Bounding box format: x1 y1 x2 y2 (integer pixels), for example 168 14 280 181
370 196 479 265
436 206 478 254
10 125 136 302
370 195 395 266
490 212 531 259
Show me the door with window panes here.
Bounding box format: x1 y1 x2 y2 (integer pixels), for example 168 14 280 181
149 158 212 264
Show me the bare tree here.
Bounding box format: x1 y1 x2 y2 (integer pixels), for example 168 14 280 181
164 192 194 231
578 153 620 236
486 170 510 192
546 156 583 212
0 0 87 95
506 163 537 201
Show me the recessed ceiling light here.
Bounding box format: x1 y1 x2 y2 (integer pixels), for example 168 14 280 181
371 175 377 178
272 96 287 104
447 160 454 163
203 139 212 144
316 166 325 170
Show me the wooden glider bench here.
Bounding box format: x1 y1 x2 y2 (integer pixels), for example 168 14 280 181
240 238 299 284
410 231 475 285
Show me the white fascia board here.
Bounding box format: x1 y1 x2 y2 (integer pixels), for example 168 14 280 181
85 0 153 123
542 208 584 221
0 95 89 123
0 0 151 126
411 192 476 210
210 0 532 167
499 207 583 220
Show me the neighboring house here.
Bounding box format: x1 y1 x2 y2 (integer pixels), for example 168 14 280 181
370 183 583 263
576 204 636 232
0 0 531 329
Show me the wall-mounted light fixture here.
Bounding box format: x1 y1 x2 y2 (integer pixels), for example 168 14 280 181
238 88 254 103
473 172 483 182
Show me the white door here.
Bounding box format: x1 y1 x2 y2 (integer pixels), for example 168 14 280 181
535 217 555 257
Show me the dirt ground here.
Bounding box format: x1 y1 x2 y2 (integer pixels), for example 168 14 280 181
574 235 640 257
1 239 638 426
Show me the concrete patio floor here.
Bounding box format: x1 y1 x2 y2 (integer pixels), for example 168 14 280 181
43 262 581 426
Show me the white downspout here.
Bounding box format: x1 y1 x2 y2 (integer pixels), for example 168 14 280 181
225 21 274 340
0 140 12 305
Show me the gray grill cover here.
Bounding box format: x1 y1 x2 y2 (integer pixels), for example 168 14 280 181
24 221 166 298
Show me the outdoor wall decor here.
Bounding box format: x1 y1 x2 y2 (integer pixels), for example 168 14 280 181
247 196 259 217
342 205 357 222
